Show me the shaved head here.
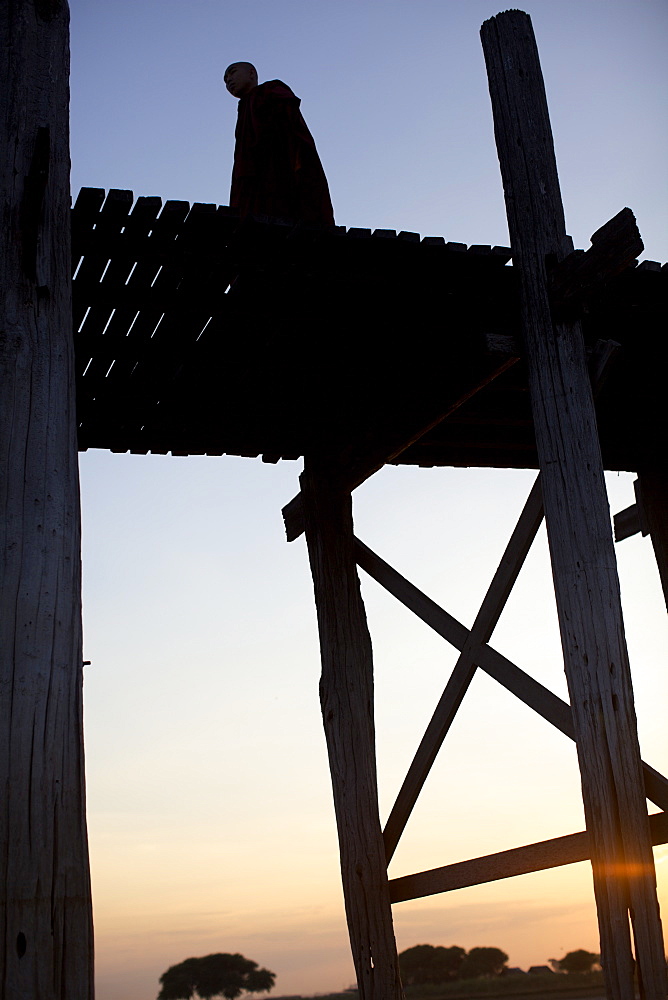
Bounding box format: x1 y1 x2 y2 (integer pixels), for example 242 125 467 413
224 62 258 98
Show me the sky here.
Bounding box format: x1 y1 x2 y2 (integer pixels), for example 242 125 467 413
68 1 667 997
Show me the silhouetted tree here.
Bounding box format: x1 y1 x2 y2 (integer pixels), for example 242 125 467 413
398 944 466 984
549 949 600 974
459 946 508 978
157 953 275 999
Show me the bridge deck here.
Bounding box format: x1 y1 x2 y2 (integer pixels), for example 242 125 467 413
73 187 666 470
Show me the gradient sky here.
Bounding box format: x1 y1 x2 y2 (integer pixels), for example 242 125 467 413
68 2 667 997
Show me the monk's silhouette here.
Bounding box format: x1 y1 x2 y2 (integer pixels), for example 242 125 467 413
224 62 335 226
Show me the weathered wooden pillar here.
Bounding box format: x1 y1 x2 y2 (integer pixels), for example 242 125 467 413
1 2 94 998
481 11 666 999
300 456 403 1000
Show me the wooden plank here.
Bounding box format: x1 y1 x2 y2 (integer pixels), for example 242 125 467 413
71 186 105 266
0 2 93 996
481 12 666 996
354 537 668 814
614 503 642 542
118 203 227 438
74 195 162 384
79 199 193 443
72 188 133 327
389 812 668 904
283 354 519 542
300 457 403 999
74 195 173 429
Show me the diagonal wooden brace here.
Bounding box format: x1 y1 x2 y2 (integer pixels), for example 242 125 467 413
353 536 668 818
283 353 518 542
381 339 621 863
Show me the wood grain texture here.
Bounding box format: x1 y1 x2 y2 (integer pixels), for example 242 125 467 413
301 457 403 999
389 812 668 904
481 11 665 997
0 1 94 997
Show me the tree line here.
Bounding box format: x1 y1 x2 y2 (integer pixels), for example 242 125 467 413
399 944 601 984
157 953 275 999
399 945 506 984
155 944 602 998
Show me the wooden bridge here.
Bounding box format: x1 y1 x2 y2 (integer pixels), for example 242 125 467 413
3 4 667 998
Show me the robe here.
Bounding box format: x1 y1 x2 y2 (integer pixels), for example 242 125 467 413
230 80 335 226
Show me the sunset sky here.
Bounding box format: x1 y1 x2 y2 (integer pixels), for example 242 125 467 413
68 1 667 997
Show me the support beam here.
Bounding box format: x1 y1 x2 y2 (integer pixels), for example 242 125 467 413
614 502 643 543
283 353 518 541
300 457 403 1000
481 11 665 997
389 811 668 904
0 1 94 997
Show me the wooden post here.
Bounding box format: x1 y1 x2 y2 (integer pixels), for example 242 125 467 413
0 2 94 998
481 12 666 999
300 456 404 1000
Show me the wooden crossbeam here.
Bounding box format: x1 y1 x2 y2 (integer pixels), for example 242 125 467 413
549 207 643 317
614 503 642 542
354 536 668 815
282 354 519 542
614 479 649 542
389 811 668 904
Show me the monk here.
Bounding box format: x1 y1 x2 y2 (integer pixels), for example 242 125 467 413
224 61 335 225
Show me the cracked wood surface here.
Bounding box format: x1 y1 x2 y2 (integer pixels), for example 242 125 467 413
301 457 404 1000
481 11 666 998
1 2 94 997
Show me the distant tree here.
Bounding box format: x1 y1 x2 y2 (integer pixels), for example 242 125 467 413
549 949 600 974
459 947 509 978
157 953 275 1000
398 944 466 984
